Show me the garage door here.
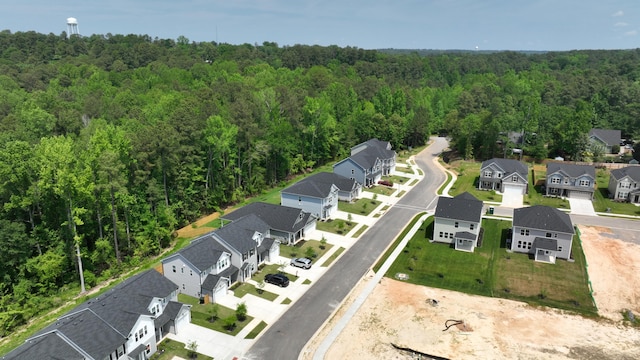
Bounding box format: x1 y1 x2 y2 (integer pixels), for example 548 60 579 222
570 190 592 200
174 308 190 333
503 184 525 196
213 282 227 302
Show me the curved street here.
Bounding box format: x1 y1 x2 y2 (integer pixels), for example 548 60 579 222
244 137 449 360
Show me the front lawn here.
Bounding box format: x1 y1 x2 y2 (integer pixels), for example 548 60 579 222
178 294 253 336
232 282 278 301
385 217 596 316
315 218 358 235
152 339 213 360
338 197 381 215
365 185 395 196
386 174 412 184
279 239 333 260
447 161 503 202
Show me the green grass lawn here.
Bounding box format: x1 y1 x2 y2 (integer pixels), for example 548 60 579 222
201 218 222 228
279 239 333 260
232 282 278 301
178 294 254 336
321 247 345 267
315 218 358 235
151 339 213 360
385 217 596 316
447 161 503 202
394 166 414 174
338 197 381 215
437 171 453 195
593 169 640 215
365 185 395 196
387 174 412 184
244 321 268 339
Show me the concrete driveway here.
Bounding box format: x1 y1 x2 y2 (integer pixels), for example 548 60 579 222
568 197 596 216
501 186 524 208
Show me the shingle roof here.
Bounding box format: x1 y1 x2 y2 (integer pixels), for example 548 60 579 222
455 231 477 240
175 235 226 272
38 309 127 360
349 150 380 170
1 332 87 360
154 301 186 329
352 138 396 160
435 192 483 222
513 206 574 234
201 266 238 291
221 202 314 234
533 237 558 251
610 166 640 182
214 214 268 254
546 162 595 179
481 158 528 178
282 172 338 198
589 129 621 147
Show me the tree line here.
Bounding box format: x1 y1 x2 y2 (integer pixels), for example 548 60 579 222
1 30 639 335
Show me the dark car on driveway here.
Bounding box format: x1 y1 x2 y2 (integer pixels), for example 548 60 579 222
290 257 312 269
264 273 290 287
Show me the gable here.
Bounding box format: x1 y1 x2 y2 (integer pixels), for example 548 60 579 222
513 206 574 234
434 193 483 223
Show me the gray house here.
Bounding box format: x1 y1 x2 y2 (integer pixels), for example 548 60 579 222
608 166 640 204
545 162 596 199
281 173 339 220
2 269 190 360
221 202 317 245
589 128 622 154
162 214 278 302
333 138 396 187
433 192 484 252
478 158 529 195
510 206 575 264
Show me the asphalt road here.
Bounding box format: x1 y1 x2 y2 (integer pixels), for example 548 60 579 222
244 137 450 360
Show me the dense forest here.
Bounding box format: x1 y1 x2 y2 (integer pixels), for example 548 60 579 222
1 29 640 336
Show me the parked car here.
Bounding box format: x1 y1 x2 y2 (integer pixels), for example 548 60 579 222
264 273 290 287
290 257 312 269
378 180 393 187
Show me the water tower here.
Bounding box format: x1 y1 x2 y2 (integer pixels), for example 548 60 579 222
67 17 79 36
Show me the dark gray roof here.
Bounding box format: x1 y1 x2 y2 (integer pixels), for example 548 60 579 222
39 309 126 360
214 214 268 254
455 231 477 240
1 332 87 360
481 158 528 178
310 172 360 192
154 301 186 329
6 269 181 360
513 206 574 234
282 172 338 198
546 162 595 179
589 129 621 147
533 237 558 251
221 202 314 235
435 192 483 223
610 166 640 182
174 234 226 272
350 150 381 170
201 266 238 291
352 138 396 160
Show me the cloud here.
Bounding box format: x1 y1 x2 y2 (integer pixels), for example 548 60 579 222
612 10 624 17
624 30 637 36
614 22 629 27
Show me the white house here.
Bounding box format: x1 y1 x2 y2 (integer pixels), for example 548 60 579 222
433 192 484 252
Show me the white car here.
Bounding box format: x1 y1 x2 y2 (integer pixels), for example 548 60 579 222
290 257 312 269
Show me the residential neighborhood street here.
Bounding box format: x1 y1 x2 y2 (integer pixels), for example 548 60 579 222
244 138 449 360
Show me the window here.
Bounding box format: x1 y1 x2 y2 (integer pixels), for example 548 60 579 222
135 332 139 341
439 231 443 238
139 328 144 340
527 242 532 249
520 229 529 236
190 270 193 276
512 176 518 182
579 180 590 186
351 169 355 175
444 233 449 239
470 224 475 230
551 178 560 184
517 241 522 248
454 222 459 228
172 265 176 273
484 171 492 177
497 173 502 178
558 246 563 252
146 344 151 354
181 267 184 273
182 284 185 290
546 232 552 238
144 326 148 335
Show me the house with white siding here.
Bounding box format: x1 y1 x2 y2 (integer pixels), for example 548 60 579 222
433 192 484 252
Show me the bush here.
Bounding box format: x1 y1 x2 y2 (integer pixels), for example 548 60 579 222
235 302 247 322
223 315 237 331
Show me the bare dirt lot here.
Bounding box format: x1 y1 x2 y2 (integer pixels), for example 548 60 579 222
308 225 640 360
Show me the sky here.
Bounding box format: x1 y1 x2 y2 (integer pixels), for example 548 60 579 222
1 0 639 51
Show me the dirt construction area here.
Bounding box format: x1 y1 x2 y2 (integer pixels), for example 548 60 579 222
306 225 640 360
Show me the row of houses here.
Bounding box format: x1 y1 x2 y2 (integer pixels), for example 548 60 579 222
433 192 575 264
2 139 399 359
478 157 640 204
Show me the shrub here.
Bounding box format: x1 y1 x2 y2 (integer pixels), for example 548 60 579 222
223 315 237 331
236 302 248 322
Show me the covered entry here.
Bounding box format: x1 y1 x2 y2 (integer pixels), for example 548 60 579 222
533 237 557 264
454 231 477 252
